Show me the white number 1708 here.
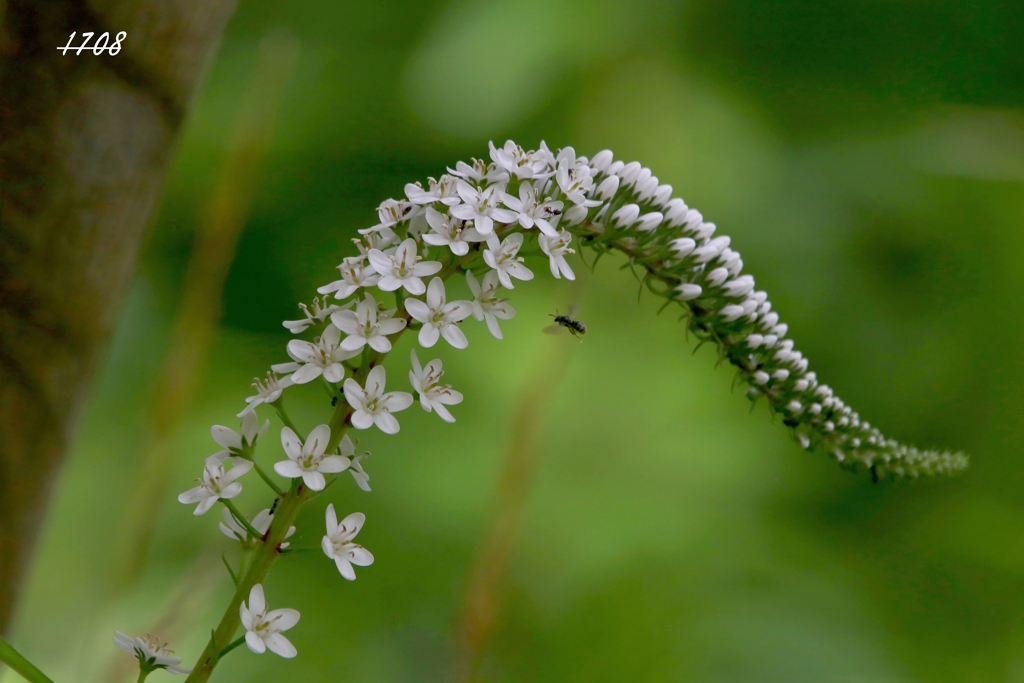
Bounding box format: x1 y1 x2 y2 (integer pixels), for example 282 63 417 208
57 31 127 56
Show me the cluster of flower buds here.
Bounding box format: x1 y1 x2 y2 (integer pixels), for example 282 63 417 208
125 140 965 682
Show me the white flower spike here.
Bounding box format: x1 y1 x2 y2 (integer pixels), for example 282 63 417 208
114 632 192 675
343 365 413 434
286 324 360 384
466 270 514 339
331 292 408 353
322 504 374 581
240 584 300 658
367 237 441 295
409 349 463 423
177 453 252 515
483 232 534 289
404 277 473 349
274 425 350 492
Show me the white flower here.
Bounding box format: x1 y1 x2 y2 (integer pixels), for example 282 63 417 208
538 230 576 280
483 233 534 289
360 198 419 234
322 504 374 581
555 147 599 206
282 297 348 333
211 410 269 456
114 632 191 675
330 293 407 353
219 508 295 548
447 158 508 185
449 180 518 237
466 270 514 339
286 324 360 384
404 278 472 349
238 371 293 417
240 584 299 658
335 434 371 491
488 140 553 180
274 425 350 492
405 175 461 205
343 365 413 434
177 453 253 515
409 349 463 423
367 238 442 295
501 181 562 237
317 259 381 301
421 206 485 256
352 228 399 260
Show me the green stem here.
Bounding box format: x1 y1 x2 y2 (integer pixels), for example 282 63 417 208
221 552 238 586
0 637 55 683
137 669 150 683
217 637 247 659
220 500 263 540
184 487 308 683
273 401 302 438
252 461 284 496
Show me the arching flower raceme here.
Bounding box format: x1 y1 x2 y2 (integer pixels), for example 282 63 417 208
501 180 562 237
466 270 514 339
317 257 381 301
449 180 518 237
538 230 577 280
421 206 485 255
177 453 253 515
274 425 350 492
240 584 299 658
367 238 442 295
286 324 360 384
238 371 293 417
331 292 408 353
211 410 269 457
404 277 473 349
483 233 534 289
219 508 295 548
114 632 191 675
409 349 463 423
343 365 413 434
322 504 374 581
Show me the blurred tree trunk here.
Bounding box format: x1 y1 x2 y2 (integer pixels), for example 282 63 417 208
0 0 235 633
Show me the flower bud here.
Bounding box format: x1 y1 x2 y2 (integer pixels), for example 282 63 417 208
720 305 746 321
653 184 673 206
564 204 588 226
676 283 702 300
611 204 640 228
670 237 696 256
637 211 664 232
590 149 614 172
706 267 730 288
618 161 642 185
596 175 620 200
722 275 755 298
752 371 770 385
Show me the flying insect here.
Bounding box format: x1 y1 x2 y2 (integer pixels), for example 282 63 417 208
543 304 586 340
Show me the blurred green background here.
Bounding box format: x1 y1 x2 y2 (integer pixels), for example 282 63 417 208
6 0 1024 681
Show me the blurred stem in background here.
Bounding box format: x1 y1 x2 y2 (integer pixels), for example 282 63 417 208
452 298 583 683
108 32 301 590
0 0 235 634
